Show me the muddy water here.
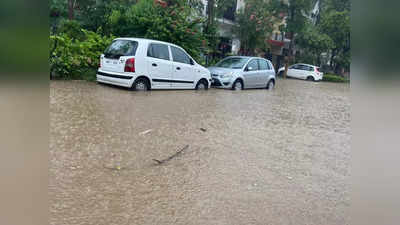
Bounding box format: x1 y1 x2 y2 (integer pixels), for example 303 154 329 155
50 79 350 225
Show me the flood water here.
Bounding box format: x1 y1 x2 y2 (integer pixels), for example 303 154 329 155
50 79 350 225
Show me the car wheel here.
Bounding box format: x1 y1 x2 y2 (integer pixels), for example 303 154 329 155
266 80 275 90
195 79 209 90
133 78 150 91
232 80 243 91
306 76 315 81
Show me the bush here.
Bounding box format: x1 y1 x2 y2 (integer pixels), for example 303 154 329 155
57 20 85 40
50 29 114 80
107 0 207 62
322 74 349 83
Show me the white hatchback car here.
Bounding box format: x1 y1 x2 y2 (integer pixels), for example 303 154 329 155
277 63 323 81
97 38 211 90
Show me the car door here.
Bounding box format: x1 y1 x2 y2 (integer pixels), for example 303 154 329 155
297 65 310 79
287 64 301 78
146 43 173 88
170 46 196 88
243 59 259 88
304 65 314 79
257 59 270 87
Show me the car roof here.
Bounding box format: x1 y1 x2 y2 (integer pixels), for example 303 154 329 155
295 63 318 67
223 56 271 61
114 37 182 49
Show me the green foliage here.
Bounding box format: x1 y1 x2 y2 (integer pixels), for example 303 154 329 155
50 30 114 80
57 19 85 40
296 22 334 65
322 74 349 83
234 0 279 55
107 0 207 61
283 0 314 34
320 11 350 50
319 10 350 71
323 0 351 12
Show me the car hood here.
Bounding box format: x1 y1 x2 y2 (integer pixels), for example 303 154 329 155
207 67 242 75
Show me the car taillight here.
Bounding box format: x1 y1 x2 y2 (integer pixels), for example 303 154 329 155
124 58 135 72
315 67 320 73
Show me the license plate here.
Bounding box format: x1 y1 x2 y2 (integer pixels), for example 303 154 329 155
106 60 118 64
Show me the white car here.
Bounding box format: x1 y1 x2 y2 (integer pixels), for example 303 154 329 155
208 56 276 90
277 63 323 81
97 38 211 90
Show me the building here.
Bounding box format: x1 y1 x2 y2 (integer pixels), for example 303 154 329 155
200 0 245 56
199 0 321 69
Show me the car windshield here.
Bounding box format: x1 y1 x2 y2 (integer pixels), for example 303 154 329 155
104 40 138 59
215 57 248 69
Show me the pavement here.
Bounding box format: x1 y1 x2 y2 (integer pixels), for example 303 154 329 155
50 79 350 225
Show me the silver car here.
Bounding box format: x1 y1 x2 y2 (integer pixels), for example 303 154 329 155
208 56 276 90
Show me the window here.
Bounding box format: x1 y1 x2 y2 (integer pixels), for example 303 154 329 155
289 64 299 69
298 65 313 71
246 60 259 71
147 43 170 60
171 46 191 64
258 59 270 70
215 57 248 69
104 40 138 59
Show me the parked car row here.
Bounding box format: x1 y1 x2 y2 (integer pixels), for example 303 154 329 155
96 38 322 91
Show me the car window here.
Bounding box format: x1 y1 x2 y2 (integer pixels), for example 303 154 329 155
289 64 298 69
171 46 191 64
259 59 270 70
298 65 308 70
147 43 170 60
104 40 138 59
215 57 248 69
303 65 313 71
246 59 259 71
268 61 274 70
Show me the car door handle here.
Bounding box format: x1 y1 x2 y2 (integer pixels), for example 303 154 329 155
176 67 181 70
152 63 157 67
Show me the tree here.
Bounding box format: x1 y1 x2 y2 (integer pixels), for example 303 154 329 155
319 10 350 73
204 0 236 62
318 0 350 74
281 0 313 78
234 0 280 55
296 21 334 65
68 0 76 20
107 0 207 61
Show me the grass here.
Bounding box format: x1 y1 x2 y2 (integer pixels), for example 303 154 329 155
323 74 349 83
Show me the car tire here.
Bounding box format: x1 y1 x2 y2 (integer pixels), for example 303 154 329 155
133 78 150 91
195 79 209 90
266 80 275 90
232 79 243 91
306 76 315 82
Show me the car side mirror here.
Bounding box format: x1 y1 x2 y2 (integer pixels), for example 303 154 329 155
247 66 253 71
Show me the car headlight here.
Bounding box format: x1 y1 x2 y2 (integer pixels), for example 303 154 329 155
220 72 233 78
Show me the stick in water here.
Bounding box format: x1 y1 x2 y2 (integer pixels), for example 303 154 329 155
153 145 189 165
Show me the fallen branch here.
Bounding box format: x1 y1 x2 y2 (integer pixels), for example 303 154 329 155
152 145 189 165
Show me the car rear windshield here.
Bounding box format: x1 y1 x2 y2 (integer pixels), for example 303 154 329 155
215 57 248 69
104 40 138 59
